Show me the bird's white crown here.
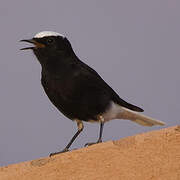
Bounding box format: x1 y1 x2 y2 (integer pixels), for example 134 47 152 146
34 31 65 38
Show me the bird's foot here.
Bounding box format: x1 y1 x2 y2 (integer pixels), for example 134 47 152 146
49 148 69 157
84 139 102 147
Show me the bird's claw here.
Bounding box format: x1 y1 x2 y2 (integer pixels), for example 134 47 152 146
84 140 102 147
49 148 69 157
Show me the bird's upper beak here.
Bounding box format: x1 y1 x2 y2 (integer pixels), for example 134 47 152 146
20 39 45 50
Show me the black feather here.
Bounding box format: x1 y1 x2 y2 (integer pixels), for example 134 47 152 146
30 35 143 121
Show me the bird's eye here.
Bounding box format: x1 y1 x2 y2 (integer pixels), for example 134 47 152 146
47 38 54 44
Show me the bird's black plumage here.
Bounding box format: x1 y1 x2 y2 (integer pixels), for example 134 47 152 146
32 36 143 121
21 31 145 155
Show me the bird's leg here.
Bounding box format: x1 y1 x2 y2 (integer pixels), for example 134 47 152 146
85 115 105 147
50 120 84 157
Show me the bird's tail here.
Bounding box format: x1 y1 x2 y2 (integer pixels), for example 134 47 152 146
118 107 165 126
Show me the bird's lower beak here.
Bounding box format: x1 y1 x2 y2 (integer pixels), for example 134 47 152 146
20 39 45 50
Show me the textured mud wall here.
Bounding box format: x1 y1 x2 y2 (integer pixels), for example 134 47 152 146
0 126 180 180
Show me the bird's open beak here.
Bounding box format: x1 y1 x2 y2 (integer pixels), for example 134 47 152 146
20 39 45 50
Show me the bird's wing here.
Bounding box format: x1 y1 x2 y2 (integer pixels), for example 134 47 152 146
77 61 144 112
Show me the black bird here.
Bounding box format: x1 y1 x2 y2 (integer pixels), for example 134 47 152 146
21 31 165 156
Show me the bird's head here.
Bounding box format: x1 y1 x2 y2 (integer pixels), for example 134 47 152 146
20 31 73 60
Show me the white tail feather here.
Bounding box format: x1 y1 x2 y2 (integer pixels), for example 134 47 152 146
118 107 165 127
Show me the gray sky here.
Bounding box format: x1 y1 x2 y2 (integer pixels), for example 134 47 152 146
0 0 179 166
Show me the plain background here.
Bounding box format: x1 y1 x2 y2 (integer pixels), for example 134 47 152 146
0 0 179 166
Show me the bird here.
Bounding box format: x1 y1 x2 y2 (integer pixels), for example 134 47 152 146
20 31 165 156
